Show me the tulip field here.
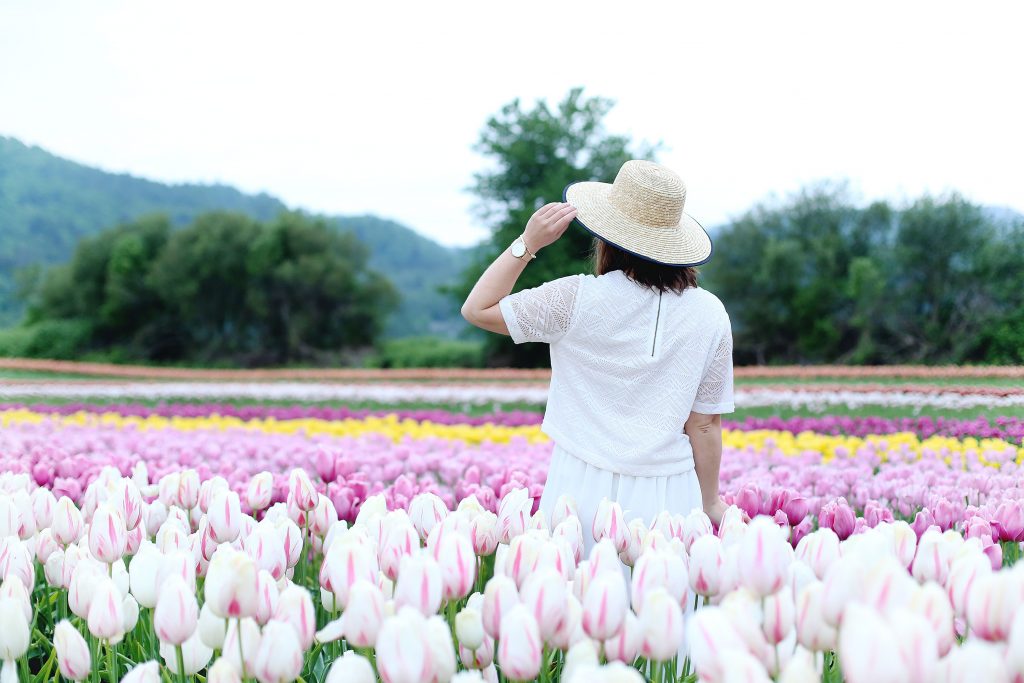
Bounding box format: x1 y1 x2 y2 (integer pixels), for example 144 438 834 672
0 363 1023 683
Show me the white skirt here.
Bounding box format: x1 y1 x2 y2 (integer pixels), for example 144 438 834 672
539 440 704 562
539 440 704 659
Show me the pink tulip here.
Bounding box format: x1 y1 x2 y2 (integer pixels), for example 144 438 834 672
967 570 1024 641
178 469 201 511
380 517 419 582
994 501 1024 542
497 605 542 681
911 509 936 540
54 620 91 681
113 479 144 532
254 570 279 626
470 512 499 557
154 575 199 646
818 498 856 541
581 571 628 641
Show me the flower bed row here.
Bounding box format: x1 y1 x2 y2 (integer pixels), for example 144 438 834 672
0 461 1022 683
4 403 1024 443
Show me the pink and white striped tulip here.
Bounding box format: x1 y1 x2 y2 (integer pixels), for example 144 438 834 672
549 495 578 528
409 492 448 542
154 575 198 646
496 488 532 544
324 535 378 609
247 473 274 513
482 575 520 640
31 487 56 531
795 582 837 652
520 568 568 641
687 606 748 683
120 661 160 683
688 534 725 598
838 603 907 683
638 587 684 662
88 503 128 565
54 620 91 681
497 604 543 682
203 548 258 622
254 570 280 626
112 478 144 532
376 607 434 683
252 620 302 683
604 610 642 663
343 580 386 648
738 516 792 597
207 658 242 683
394 553 443 617
581 571 628 641
437 531 476 601
222 618 262 679
53 497 84 546
274 585 316 650
288 468 318 513
86 577 125 643
470 512 499 557
325 652 375 683
0 596 29 661
209 490 242 543
160 631 213 676
178 469 201 511
794 529 840 581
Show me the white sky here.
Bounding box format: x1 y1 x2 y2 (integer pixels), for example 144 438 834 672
1 1 1021 249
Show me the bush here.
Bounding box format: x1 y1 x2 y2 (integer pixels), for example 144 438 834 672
0 319 95 360
365 336 486 368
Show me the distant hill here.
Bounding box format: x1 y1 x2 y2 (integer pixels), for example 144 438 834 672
0 136 473 337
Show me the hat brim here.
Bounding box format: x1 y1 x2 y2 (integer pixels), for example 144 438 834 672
563 181 713 267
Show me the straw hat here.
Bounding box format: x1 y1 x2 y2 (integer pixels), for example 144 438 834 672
563 160 712 267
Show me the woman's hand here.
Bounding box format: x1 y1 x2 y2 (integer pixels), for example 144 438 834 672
704 496 749 527
523 202 577 253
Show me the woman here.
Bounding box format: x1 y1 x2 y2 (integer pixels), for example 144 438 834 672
461 159 734 560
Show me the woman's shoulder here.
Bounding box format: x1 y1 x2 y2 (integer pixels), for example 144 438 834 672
684 286 730 320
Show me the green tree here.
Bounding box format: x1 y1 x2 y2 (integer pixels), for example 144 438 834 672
449 87 658 367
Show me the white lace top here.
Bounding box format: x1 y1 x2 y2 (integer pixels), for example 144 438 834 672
499 269 735 477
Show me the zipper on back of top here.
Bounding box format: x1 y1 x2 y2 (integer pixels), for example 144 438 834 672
651 290 663 356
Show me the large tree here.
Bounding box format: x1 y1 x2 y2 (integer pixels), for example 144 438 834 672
449 87 658 367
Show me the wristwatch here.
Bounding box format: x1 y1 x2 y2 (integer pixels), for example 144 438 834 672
510 234 537 261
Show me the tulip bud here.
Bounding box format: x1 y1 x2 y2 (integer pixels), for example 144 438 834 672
274 584 316 650
496 488 533 543
44 548 65 587
795 581 836 652
324 535 378 609
208 490 242 544
325 651 375 683
222 618 262 678
89 503 128 565
120 661 160 683
112 478 144 532
54 620 91 681
794 528 841 581
251 620 303 683
0 596 30 661
966 570 1023 641
178 470 200 511
688 534 724 597
687 606 747 683
520 569 568 641
425 614 458 682
470 511 499 557
205 546 259 619
497 604 542 681
911 529 952 585
408 492 448 542
582 571 628 641
438 531 477 601
456 604 486 651
376 607 433 682
838 603 907 683
247 473 274 513
87 577 125 643
563 640 599 683
738 516 792 597
32 487 57 530
247 526 287 581
604 610 642 663
54 497 84 546
394 553 443 617
637 587 684 662
160 631 213 676
199 602 228 651
288 468 318 513
207 658 241 683
154 575 198 646
482 574 520 640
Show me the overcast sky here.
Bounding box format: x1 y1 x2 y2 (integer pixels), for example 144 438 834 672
2 1 1021 248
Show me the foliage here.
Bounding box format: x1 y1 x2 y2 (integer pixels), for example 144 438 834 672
447 87 657 367
14 211 400 365
0 135 470 337
703 187 1024 364
363 336 487 368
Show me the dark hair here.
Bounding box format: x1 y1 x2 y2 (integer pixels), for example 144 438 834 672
589 237 699 295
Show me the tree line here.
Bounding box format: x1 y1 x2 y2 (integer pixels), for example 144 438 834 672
5 212 399 365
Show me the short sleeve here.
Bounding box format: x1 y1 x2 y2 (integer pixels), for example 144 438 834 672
691 314 736 414
498 274 583 344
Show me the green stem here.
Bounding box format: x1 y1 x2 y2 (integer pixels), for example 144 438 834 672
175 644 186 683
107 640 117 683
236 617 247 680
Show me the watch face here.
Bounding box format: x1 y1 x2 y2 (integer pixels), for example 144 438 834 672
511 239 525 257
